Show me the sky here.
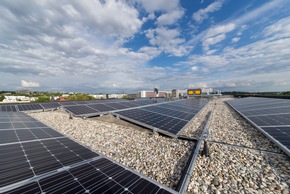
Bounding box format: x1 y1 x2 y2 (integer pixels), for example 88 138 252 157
0 0 290 93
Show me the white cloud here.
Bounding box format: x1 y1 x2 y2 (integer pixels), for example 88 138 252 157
203 34 225 50
0 0 158 91
206 49 217 55
206 23 236 38
202 23 236 50
232 37 240 43
187 54 228 67
156 9 184 26
191 66 199 71
145 27 192 56
183 17 290 91
192 0 223 23
21 80 40 87
263 16 290 40
138 0 179 13
233 0 286 26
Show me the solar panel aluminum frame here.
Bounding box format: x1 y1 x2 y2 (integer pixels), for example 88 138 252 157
227 101 290 157
111 99 207 138
62 106 104 118
175 102 208 137
0 142 102 193
1 127 178 194
111 112 179 138
63 100 169 118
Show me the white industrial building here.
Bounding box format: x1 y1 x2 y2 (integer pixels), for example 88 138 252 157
2 96 38 103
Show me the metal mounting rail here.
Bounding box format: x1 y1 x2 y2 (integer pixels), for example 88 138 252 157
176 111 212 194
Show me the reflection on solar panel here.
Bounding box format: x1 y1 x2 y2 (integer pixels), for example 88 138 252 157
0 112 177 194
113 98 208 137
227 97 290 157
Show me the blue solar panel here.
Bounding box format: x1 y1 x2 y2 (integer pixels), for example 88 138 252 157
113 98 208 137
227 97 290 157
0 112 177 194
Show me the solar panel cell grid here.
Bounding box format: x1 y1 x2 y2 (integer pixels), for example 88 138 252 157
87 103 116 112
64 105 100 116
40 102 61 109
0 105 17 112
1 112 177 194
114 98 206 136
0 144 35 187
227 97 290 157
17 104 43 112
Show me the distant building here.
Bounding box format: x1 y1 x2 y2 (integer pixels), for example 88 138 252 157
108 94 127 99
127 93 137 99
187 88 221 97
2 96 38 103
50 96 60 101
56 96 67 101
137 91 169 98
90 94 106 99
15 90 31 95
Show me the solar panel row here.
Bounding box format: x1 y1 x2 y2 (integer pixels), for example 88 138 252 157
0 98 163 117
62 99 165 117
5 157 173 194
227 97 290 157
113 98 208 137
0 112 176 194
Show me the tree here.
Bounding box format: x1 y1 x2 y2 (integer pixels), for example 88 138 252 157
35 96 50 102
66 94 94 101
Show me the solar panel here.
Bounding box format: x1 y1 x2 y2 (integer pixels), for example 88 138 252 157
0 105 17 112
17 104 44 112
63 105 101 116
40 102 61 109
5 157 175 194
1 112 177 194
62 99 166 117
227 97 290 157
113 98 207 137
58 101 77 105
106 102 131 109
87 103 117 112
0 127 64 144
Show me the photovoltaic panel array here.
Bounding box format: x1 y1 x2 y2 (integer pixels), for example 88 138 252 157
0 105 17 112
0 112 176 194
227 97 290 157
62 99 165 117
112 98 208 137
0 99 133 113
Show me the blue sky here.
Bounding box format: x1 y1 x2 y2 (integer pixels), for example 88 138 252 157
0 0 290 93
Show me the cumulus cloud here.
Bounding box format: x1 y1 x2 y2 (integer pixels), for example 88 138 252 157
182 17 290 91
263 16 290 40
145 27 192 56
191 66 199 71
156 9 184 26
138 0 179 13
193 0 223 23
21 80 40 87
202 23 236 50
0 0 162 91
232 37 240 43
